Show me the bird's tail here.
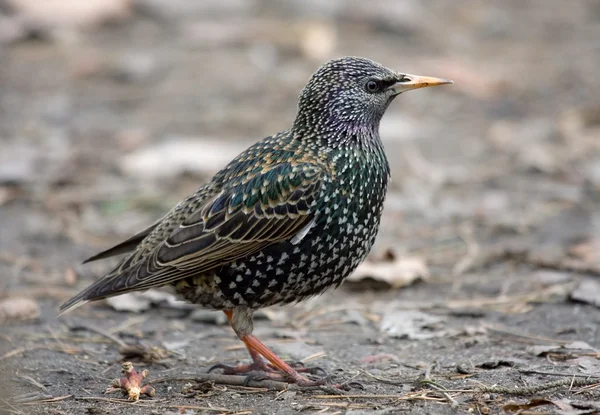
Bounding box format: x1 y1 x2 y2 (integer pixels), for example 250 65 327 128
58 272 133 316
58 279 111 316
57 297 91 316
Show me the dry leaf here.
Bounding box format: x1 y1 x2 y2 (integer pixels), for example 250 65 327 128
570 279 600 309
348 248 428 289
0 297 40 323
105 289 188 312
527 341 597 357
380 310 447 340
504 398 600 415
503 398 554 412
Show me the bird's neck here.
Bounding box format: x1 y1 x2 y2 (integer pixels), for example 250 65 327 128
292 113 383 149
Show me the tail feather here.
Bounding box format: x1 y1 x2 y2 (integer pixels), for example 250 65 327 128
58 278 116 315
58 269 137 315
57 298 90 316
58 262 188 315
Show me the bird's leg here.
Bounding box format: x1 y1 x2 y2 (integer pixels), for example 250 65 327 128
209 308 325 386
240 333 324 385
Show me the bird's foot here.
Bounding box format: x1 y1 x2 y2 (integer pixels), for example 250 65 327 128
237 370 326 387
208 357 327 386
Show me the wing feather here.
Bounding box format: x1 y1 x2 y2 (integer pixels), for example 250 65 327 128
59 162 324 313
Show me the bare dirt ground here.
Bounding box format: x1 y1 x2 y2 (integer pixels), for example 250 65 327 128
2 1 600 414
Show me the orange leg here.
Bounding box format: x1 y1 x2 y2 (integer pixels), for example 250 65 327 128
210 310 325 386
241 334 319 385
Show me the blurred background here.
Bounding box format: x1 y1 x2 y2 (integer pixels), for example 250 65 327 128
1 0 600 413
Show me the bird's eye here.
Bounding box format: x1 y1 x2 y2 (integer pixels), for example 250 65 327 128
365 80 380 93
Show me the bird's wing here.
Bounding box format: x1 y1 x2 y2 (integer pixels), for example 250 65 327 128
59 162 324 313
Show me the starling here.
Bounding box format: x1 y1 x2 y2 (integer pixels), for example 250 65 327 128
60 57 452 386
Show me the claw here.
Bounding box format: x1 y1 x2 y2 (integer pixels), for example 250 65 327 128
301 366 328 376
207 363 229 373
208 359 327 381
242 371 271 386
287 361 328 376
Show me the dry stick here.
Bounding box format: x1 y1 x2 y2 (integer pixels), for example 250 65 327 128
485 326 574 345
0 396 25 415
16 375 48 392
451 224 479 282
74 396 164 405
70 324 128 348
362 370 411 386
10 392 52 404
149 374 347 395
421 362 459 409
148 374 289 391
367 366 600 397
313 394 408 399
301 351 327 364
574 382 600 394
476 246 600 277
17 395 73 405
473 378 600 396
315 379 600 401
165 405 239 413
519 369 600 379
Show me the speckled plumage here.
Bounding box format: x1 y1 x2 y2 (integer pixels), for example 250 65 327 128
61 56 401 313
60 59 451 372
60 56 451 385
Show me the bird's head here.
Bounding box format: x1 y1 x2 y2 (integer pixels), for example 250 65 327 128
293 57 452 140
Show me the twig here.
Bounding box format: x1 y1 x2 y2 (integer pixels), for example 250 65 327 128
362 370 411 386
300 351 327 364
485 326 573 345
70 324 128 348
0 397 24 415
17 395 72 405
313 394 403 399
420 380 459 409
519 369 600 379
164 405 237 413
74 396 164 405
452 224 480 280
148 374 289 391
148 374 349 394
574 382 600 394
421 361 459 409
473 246 600 277
473 378 599 395
16 375 47 391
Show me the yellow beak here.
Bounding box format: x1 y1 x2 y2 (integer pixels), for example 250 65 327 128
391 74 453 94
